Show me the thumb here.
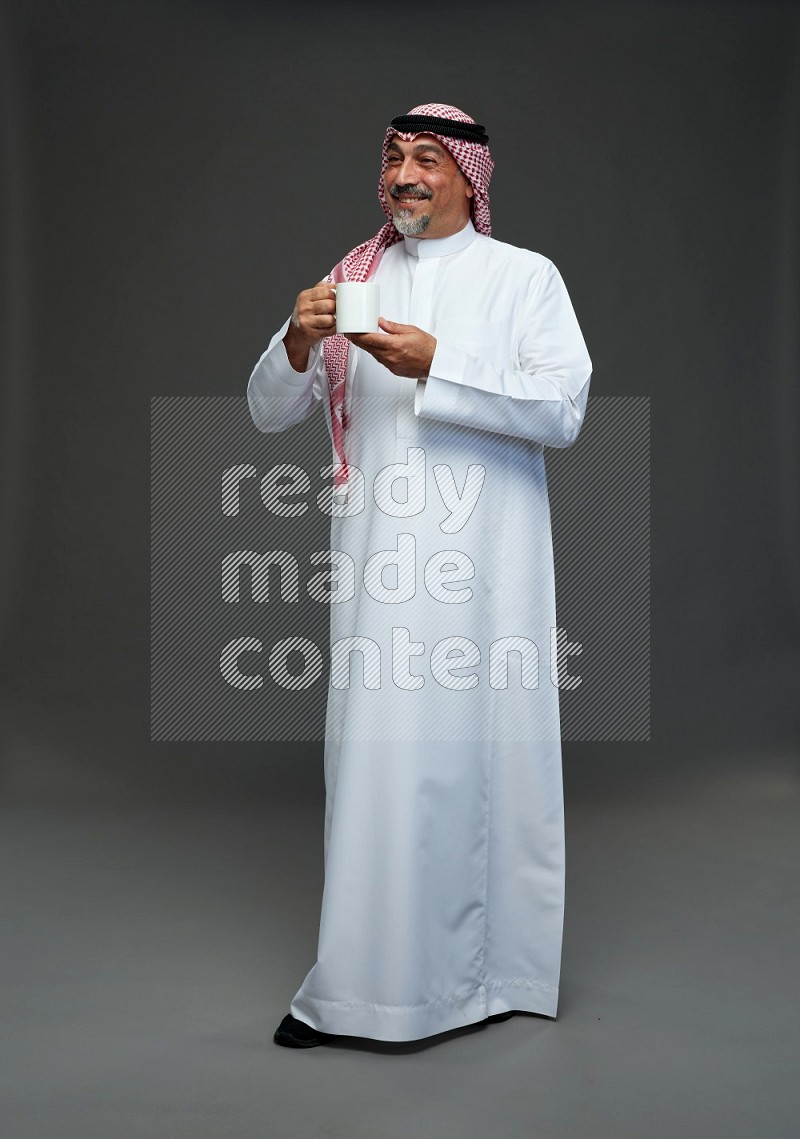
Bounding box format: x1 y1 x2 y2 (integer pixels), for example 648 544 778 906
378 317 405 333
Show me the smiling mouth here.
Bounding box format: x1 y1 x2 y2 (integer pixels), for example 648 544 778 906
391 187 431 204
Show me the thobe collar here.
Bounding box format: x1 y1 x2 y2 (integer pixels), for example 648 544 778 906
402 218 477 260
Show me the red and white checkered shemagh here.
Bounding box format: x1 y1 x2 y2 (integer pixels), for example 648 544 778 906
322 103 495 487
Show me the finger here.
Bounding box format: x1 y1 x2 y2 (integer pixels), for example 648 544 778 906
346 333 384 349
307 314 336 331
308 297 336 314
298 301 335 323
307 283 337 301
377 317 408 333
345 339 388 363
300 318 334 338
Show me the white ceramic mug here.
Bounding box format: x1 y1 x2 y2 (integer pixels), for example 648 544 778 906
335 282 380 334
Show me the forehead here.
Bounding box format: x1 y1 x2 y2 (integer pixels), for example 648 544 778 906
385 133 453 161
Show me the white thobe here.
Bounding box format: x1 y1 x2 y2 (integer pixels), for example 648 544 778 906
247 218 592 1041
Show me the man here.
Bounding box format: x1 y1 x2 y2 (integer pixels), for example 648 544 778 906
247 103 592 1049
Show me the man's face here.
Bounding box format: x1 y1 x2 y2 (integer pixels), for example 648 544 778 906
383 134 474 239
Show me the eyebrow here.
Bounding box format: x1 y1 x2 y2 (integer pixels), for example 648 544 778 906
386 141 446 158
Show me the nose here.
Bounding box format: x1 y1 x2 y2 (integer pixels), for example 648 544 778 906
394 154 420 187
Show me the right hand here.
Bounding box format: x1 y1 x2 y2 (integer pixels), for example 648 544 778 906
288 281 337 348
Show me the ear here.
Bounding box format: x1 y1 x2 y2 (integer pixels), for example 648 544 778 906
465 180 474 200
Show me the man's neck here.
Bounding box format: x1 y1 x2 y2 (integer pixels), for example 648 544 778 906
401 219 477 260
417 215 472 240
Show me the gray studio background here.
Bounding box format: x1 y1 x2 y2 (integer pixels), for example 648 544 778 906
1 2 798 1138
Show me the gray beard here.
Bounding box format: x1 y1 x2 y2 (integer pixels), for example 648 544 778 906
391 209 432 236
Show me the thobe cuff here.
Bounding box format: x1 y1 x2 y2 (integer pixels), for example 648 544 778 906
273 323 324 387
247 315 325 434
414 339 465 419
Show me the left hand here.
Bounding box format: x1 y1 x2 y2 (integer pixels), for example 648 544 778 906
345 318 436 380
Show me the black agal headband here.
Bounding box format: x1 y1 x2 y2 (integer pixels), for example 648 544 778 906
389 114 489 145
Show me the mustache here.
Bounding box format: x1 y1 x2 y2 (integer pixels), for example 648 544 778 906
389 185 433 200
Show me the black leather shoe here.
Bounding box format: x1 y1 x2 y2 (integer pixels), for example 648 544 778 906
485 1010 516 1023
273 1013 333 1048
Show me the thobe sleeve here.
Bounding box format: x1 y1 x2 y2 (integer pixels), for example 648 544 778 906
414 261 592 448
247 314 326 433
